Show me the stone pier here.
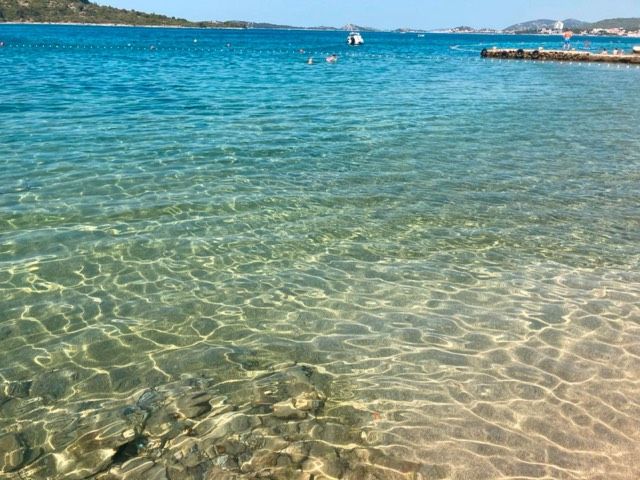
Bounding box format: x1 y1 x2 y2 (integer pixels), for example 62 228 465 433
481 48 640 64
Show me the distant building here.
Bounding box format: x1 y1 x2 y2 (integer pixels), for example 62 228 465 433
553 20 564 32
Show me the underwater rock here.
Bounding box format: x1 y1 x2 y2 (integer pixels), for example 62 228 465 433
96 457 169 480
272 399 308 420
30 369 78 402
3 364 414 479
65 448 118 480
172 392 212 419
292 391 325 412
0 433 26 472
283 441 309 464
4 380 32 399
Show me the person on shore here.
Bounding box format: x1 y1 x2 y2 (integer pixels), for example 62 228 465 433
563 31 573 50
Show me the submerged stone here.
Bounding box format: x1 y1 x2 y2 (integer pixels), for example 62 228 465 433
31 369 78 402
272 400 308 420
173 392 212 419
5 381 32 399
1 364 418 479
0 433 25 473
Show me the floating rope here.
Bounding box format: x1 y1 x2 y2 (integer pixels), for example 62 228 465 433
2 41 640 70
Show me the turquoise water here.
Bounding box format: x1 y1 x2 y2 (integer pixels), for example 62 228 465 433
1 25 639 479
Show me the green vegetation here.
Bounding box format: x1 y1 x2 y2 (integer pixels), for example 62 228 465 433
0 2 378 30
504 19 587 33
505 17 640 33
0 0 358 29
588 18 640 30
0 0 247 27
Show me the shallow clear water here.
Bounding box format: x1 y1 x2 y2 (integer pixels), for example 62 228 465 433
0 25 639 479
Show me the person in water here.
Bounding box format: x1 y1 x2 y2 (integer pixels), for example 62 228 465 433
307 57 314 65
326 54 338 63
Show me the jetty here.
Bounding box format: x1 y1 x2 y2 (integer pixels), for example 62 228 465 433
481 48 640 64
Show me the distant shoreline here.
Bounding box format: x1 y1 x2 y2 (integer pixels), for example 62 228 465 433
0 21 357 32
0 22 636 38
0 21 244 30
0 21 370 32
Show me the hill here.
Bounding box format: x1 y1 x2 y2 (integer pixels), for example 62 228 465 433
504 17 640 33
0 0 216 26
0 0 379 30
340 24 379 32
504 18 587 33
587 17 640 30
0 0 254 27
504 18 555 32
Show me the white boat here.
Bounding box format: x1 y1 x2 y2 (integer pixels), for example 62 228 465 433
633 46 640 54
347 32 364 46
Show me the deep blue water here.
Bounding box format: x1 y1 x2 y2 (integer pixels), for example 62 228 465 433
0 25 639 479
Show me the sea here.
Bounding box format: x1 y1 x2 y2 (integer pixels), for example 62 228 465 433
0 25 639 480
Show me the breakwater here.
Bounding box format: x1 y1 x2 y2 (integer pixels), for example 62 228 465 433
481 47 640 64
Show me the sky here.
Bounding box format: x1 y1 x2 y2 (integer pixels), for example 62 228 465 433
100 1 640 30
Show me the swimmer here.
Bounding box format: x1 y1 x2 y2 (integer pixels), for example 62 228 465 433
307 57 314 65
326 54 338 63
299 48 305 54
0 41 4 48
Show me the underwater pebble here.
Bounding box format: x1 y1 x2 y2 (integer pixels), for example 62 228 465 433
272 399 307 420
292 391 324 412
283 441 309 464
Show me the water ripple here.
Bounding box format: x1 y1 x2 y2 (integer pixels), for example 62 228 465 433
0 25 639 479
